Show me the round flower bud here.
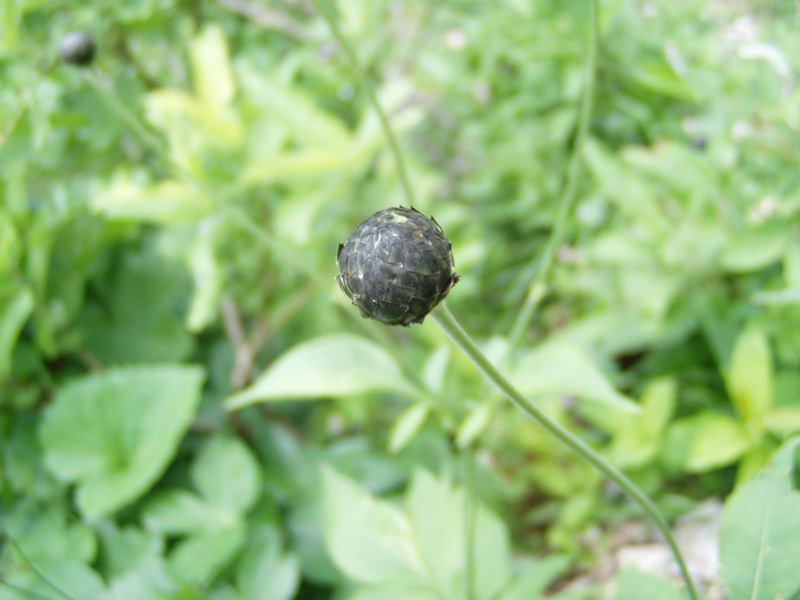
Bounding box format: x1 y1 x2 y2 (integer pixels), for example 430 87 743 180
59 31 96 66
337 206 459 326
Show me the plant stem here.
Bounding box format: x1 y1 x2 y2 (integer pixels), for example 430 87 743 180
430 302 698 600
310 0 417 207
507 0 599 352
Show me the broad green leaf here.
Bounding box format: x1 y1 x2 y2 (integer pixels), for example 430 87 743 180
613 568 683 600
0 560 107 600
167 522 246 585
0 285 33 380
94 522 164 579
191 436 262 513
763 406 800 436
77 249 195 364
511 342 639 413
388 402 432 454
322 466 425 585
499 555 571 600
405 469 511 600
190 25 235 110
677 413 751 473
719 225 789 273
143 489 237 534
225 334 415 409
720 438 800 600
347 587 441 600
235 526 300 600
40 365 205 519
103 558 179 600
727 325 773 426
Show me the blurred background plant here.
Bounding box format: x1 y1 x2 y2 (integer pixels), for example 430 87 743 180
1 1 800 599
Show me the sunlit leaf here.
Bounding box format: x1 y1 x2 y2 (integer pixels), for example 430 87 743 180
40 365 205 519
720 437 800 600
511 342 639 413
225 334 416 409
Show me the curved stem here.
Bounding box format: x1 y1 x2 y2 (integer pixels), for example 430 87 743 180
507 0 599 352
430 302 698 600
310 0 416 207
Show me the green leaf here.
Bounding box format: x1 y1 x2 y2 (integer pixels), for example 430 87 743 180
719 225 789 273
167 523 246 585
191 436 262 513
94 521 164 580
727 325 773 426
455 403 494 449
511 342 639 413
720 437 800 600
0 285 33 381
498 555 571 600
347 587 441 600
143 489 237 534
92 175 214 225
77 249 195 364
321 466 425 585
225 334 415 409
388 402 432 454
235 526 300 600
613 568 683 600
608 377 676 469
763 406 800 436
40 365 205 519
673 413 751 473
190 25 235 110
405 469 511 600
0 560 107 600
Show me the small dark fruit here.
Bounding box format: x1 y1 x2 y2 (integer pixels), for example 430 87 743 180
336 206 459 326
59 31 96 66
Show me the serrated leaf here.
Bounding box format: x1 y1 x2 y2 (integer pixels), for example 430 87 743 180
727 325 773 426
720 437 800 600
40 365 205 519
225 334 415 409
511 342 639 413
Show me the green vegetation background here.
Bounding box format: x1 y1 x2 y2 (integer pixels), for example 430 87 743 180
2 1 800 599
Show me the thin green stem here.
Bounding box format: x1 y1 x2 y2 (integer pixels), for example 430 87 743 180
462 450 476 600
310 0 416 207
507 0 599 352
430 302 698 600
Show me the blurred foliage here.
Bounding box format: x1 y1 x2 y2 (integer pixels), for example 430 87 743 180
1 0 800 598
